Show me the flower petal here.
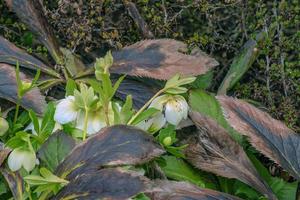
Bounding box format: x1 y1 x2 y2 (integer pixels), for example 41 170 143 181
22 151 37 172
54 96 78 124
148 113 166 133
8 149 24 171
149 94 169 111
165 95 188 126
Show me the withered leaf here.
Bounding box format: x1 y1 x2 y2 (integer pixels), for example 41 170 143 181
0 36 59 78
0 168 24 200
217 96 300 180
110 39 218 80
0 63 46 114
186 112 277 200
0 142 11 166
53 168 153 200
55 125 165 179
116 78 158 109
5 0 63 64
147 181 242 200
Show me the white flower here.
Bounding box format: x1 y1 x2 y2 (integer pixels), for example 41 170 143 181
54 96 79 124
54 95 120 136
0 117 9 136
24 118 62 135
8 148 36 172
150 94 188 126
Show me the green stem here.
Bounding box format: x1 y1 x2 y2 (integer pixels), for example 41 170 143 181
82 107 89 140
13 99 21 124
104 102 110 126
127 89 164 125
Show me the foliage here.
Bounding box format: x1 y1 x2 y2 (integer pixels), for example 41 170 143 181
0 0 299 200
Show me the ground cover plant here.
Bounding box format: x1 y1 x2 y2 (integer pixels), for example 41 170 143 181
0 0 299 200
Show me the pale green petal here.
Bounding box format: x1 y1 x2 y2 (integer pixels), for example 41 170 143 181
76 110 106 136
22 151 36 172
136 119 153 131
149 95 169 111
54 96 78 124
0 117 9 136
148 113 166 133
8 149 23 171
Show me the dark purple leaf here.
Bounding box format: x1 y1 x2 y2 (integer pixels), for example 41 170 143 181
186 111 277 200
55 125 165 179
0 142 11 166
5 0 63 64
217 95 300 180
0 63 46 114
111 39 218 80
0 168 24 200
147 181 242 200
0 36 59 78
53 168 152 200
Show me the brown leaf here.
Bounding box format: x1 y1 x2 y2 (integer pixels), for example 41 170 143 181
186 112 277 199
0 63 46 114
217 95 300 180
55 125 165 179
0 168 24 200
5 0 63 64
147 181 242 200
110 39 218 80
0 142 11 166
53 168 153 200
0 36 60 78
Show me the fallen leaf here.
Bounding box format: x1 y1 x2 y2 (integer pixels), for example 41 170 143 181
111 39 218 80
55 125 165 179
0 63 46 114
217 95 300 180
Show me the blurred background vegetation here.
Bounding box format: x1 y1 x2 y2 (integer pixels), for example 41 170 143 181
0 0 299 132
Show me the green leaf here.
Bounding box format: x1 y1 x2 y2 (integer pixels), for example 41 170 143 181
130 108 160 125
157 155 216 189
189 89 243 144
165 86 188 94
28 110 39 135
217 32 265 95
191 71 214 89
158 125 176 146
37 131 76 172
120 95 134 124
248 153 298 200
40 102 56 139
65 79 77 96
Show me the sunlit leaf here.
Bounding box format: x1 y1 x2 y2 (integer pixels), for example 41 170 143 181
217 95 300 180
0 63 46 115
111 39 218 80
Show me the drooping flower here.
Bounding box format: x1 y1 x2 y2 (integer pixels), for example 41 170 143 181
0 117 9 136
137 94 189 133
8 148 36 172
54 96 79 124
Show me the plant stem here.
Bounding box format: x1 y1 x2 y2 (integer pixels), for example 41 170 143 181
13 99 21 124
82 107 89 140
104 103 110 126
127 89 164 125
